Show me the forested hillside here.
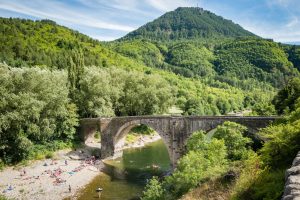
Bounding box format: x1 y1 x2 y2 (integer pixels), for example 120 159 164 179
0 16 277 118
111 37 299 88
0 17 146 70
121 7 256 41
111 7 300 88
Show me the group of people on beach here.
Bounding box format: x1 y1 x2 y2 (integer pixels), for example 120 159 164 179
11 156 99 193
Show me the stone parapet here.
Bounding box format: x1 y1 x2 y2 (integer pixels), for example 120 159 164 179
282 151 300 200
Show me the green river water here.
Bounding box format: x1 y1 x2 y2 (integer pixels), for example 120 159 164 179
77 139 171 200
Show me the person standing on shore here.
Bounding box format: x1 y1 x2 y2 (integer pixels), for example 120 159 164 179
69 184 71 193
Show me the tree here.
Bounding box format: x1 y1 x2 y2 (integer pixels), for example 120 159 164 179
67 48 84 102
272 77 300 114
141 177 164 200
213 122 251 161
0 64 78 163
252 102 276 116
77 67 174 117
165 135 228 198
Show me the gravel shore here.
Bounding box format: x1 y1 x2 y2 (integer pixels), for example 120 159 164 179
0 134 161 200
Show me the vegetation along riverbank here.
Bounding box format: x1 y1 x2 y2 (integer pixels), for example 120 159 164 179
0 5 300 200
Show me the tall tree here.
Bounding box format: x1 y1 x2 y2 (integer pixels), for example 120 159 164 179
67 48 84 102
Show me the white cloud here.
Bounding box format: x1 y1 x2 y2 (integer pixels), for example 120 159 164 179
78 0 153 16
0 0 135 31
242 19 300 42
0 0 299 43
268 0 293 7
145 0 197 12
286 16 299 28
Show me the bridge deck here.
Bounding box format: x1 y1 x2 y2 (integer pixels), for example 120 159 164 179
81 115 281 121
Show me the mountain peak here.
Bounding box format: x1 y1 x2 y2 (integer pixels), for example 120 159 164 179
175 7 205 12
122 7 256 41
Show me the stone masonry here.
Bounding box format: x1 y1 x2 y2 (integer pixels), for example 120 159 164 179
282 151 300 200
80 116 279 167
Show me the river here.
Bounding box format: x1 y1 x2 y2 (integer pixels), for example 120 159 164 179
76 139 171 200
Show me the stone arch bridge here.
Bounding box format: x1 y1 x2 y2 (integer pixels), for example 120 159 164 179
80 116 279 166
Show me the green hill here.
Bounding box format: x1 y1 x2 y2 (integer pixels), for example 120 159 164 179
213 38 298 87
2 11 297 89
111 37 299 87
121 7 256 41
0 17 146 70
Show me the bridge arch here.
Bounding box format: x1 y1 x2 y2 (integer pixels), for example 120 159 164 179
113 120 173 161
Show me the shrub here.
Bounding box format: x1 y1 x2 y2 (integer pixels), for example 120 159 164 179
130 125 154 135
166 137 228 197
45 152 54 159
141 177 164 200
94 131 101 139
230 152 265 199
213 121 252 161
231 100 300 199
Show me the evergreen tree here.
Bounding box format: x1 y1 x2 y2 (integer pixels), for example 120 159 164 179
67 48 84 102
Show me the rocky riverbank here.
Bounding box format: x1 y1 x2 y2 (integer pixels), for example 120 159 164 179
0 148 103 200
0 134 162 200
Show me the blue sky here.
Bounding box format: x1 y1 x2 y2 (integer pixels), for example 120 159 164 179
0 0 299 43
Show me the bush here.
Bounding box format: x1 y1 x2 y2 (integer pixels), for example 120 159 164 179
165 140 228 198
94 131 101 139
213 121 252 161
230 152 265 200
130 125 154 135
259 103 300 169
231 100 300 199
45 152 54 159
231 153 285 200
141 177 164 200
251 169 285 200
0 159 4 171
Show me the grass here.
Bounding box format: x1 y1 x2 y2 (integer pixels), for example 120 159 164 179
180 177 232 200
0 195 8 200
0 160 4 171
94 131 101 140
27 140 83 161
125 133 139 144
